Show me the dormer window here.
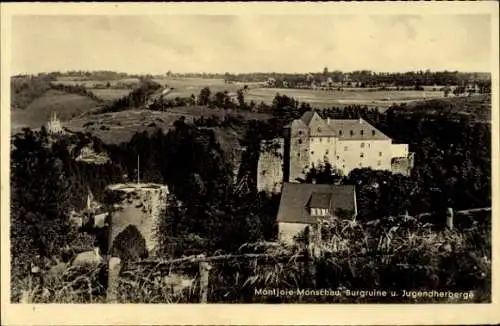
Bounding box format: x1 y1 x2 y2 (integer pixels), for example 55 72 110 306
307 192 332 218
360 130 364 136
372 130 376 136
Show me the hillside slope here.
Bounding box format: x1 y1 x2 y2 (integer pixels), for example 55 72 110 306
11 90 102 131
403 94 491 122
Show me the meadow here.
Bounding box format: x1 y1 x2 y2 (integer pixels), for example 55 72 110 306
244 87 448 109
11 89 101 131
88 88 133 101
53 76 453 110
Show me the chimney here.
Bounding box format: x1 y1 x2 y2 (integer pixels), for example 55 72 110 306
359 118 363 124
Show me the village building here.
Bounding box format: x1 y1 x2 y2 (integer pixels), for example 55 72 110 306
276 183 357 244
266 77 277 88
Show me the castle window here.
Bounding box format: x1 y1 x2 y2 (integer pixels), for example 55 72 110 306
298 131 303 136
319 138 322 142
350 130 354 136
379 152 382 157
317 128 321 132
311 151 315 155
262 170 267 175
377 161 381 166
298 139 302 144
360 153 364 158
360 143 365 148
298 153 300 157
325 150 329 155
339 130 343 136
372 130 376 136
344 146 348 151
368 143 371 148
336 156 340 160
360 130 364 136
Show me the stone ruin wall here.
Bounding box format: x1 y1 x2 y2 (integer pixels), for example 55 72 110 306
106 183 169 259
391 152 415 177
257 138 285 193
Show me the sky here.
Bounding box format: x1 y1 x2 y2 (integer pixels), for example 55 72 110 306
11 14 492 74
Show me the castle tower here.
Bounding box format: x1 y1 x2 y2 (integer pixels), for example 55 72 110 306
284 119 310 183
105 183 169 259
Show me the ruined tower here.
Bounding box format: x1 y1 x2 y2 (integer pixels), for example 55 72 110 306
105 183 169 259
284 119 310 183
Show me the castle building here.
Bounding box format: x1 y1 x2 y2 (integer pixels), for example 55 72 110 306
257 111 413 193
283 111 413 182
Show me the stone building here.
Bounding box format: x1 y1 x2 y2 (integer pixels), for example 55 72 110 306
284 111 414 182
276 183 357 244
256 111 414 193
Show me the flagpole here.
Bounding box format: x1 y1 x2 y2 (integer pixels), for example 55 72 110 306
137 155 140 184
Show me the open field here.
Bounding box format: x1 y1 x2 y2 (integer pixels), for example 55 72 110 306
244 87 450 109
55 77 457 110
152 77 262 97
11 90 101 131
88 88 132 101
64 107 271 144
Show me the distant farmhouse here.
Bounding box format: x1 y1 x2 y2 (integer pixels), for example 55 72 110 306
257 111 414 193
277 183 357 244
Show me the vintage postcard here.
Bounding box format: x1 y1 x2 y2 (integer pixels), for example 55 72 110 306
1 1 499 325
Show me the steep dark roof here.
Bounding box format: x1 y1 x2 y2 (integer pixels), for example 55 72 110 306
300 111 316 125
308 192 332 209
325 118 390 141
277 183 356 224
294 112 391 141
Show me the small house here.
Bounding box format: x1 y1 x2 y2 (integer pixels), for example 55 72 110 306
276 183 357 244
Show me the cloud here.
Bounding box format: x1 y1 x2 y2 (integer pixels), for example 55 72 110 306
10 14 492 74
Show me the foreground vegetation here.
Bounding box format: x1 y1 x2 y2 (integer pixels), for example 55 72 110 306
17 212 490 303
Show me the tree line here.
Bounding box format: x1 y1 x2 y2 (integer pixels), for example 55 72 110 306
11 75 103 110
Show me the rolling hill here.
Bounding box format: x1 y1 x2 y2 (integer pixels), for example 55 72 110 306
11 89 102 131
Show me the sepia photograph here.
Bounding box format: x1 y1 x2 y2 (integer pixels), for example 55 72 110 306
1 2 499 325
